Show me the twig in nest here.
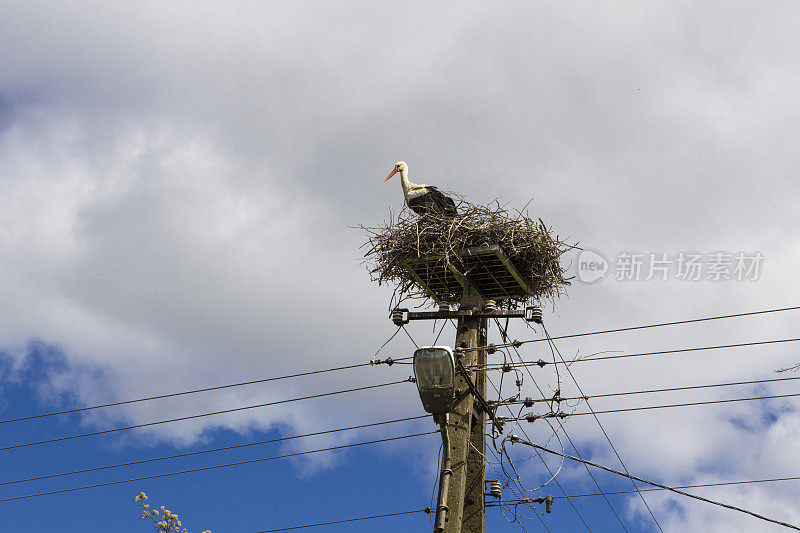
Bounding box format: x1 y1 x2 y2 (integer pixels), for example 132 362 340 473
357 200 577 309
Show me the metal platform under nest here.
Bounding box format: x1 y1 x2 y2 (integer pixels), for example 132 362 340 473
401 245 534 304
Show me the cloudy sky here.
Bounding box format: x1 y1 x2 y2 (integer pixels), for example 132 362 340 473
2 1 800 531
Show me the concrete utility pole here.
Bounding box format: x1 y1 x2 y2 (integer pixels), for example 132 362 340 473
461 318 487 533
402 299 534 533
442 283 486 533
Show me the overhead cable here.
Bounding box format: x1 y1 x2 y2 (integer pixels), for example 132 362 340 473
0 431 437 503
486 342 593 530
512 437 800 531
550 475 800 499
0 379 412 452
255 508 431 532
494 319 629 531
489 305 800 348
542 325 663 531
479 337 800 370
569 391 800 416
10 306 794 426
503 375 800 405
0 361 392 425
504 392 800 421
0 415 428 487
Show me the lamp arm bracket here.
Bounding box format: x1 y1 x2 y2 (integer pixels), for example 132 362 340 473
456 359 504 434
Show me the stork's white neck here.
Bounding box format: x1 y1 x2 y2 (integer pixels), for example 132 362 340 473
399 167 424 200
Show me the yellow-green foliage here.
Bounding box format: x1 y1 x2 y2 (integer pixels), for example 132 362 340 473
134 492 210 533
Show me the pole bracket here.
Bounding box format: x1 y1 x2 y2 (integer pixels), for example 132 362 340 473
456 359 503 434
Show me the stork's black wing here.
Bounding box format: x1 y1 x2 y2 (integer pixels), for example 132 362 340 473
410 187 457 217
427 187 457 216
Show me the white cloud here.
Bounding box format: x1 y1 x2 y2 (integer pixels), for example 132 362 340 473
2 1 800 528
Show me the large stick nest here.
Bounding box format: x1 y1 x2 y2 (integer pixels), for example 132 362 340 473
359 200 575 309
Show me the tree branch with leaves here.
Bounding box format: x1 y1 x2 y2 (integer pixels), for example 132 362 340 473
135 492 211 533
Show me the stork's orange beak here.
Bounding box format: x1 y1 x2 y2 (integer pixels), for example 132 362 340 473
384 168 398 182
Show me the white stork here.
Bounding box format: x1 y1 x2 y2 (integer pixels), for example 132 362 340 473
384 161 457 216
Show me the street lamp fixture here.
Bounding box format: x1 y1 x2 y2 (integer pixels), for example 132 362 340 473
413 346 456 414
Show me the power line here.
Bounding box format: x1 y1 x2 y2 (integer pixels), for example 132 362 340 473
490 478 800 507
551 475 800 499
482 439 552 532
9 306 794 426
504 391 800 421
485 377 592 531
0 415 429 487
566 337 800 364
489 305 800 348
401 324 419 348
254 508 430 532
556 431 629 531
504 375 800 405
479 337 800 370
0 431 437 503
542 325 664 532
494 319 628 531
568 391 800 416
512 437 800 531
10 306 793 426
488 325 595 532
371 325 405 360
0 360 389 425
0 379 411 452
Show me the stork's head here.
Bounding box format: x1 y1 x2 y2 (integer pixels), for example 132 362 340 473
384 161 407 182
